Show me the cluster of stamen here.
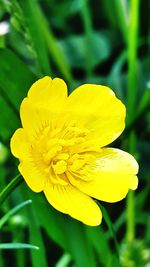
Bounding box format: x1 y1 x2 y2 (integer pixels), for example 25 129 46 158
32 125 97 185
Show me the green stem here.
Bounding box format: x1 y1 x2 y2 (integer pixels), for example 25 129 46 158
127 0 139 120
0 174 23 206
126 191 135 242
126 131 137 242
126 0 139 243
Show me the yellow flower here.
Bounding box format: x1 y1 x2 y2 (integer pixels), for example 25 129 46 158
10 76 138 226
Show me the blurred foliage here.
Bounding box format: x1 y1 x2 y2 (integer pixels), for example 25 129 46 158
0 0 150 266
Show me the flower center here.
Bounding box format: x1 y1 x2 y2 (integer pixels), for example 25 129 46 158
32 125 98 185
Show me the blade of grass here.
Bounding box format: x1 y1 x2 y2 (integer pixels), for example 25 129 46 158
11 226 27 267
18 0 51 75
64 220 97 267
114 0 128 43
0 243 39 250
101 1 117 28
0 252 4 267
0 199 32 228
101 0 127 45
34 1 73 84
79 0 94 77
20 0 73 83
0 174 23 206
43 23 73 84
27 196 48 267
105 184 150 237
99 203 119 258
55 253 72 267
85 226 113 266
27 189 68 250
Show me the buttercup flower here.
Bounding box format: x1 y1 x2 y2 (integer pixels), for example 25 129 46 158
10 77 138 226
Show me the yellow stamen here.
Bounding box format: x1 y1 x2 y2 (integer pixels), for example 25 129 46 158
53 160 67 174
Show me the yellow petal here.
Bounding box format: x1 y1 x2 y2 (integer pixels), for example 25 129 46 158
64 84 126 147
20 77 68 139
27 76 68 111
20 98 50 140
18 161 45 192
10 128 30 159
70 148 138 203
44 182 102 226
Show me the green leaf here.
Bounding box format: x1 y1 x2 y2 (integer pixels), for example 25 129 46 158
59 32 110 69
0 48 36 141
0 94 19 141
0 48 36 109
108 51 126 101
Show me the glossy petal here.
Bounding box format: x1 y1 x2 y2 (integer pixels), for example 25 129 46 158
20 77 68 139
69 148 138 203
10 128 30 159
20 98 50 140
19 161 45 192
64 84 126 147
27 76 68 110
44 182 102 226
